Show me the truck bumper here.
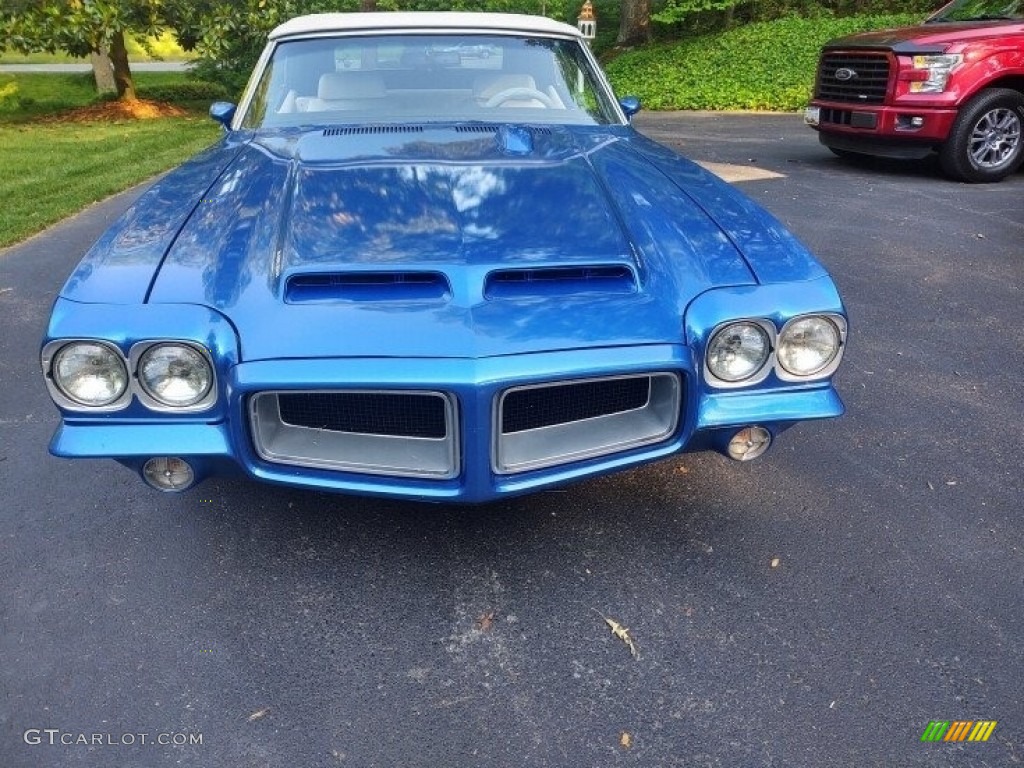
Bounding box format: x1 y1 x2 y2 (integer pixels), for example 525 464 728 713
807 101 959 157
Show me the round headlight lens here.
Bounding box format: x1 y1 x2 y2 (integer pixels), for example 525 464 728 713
707 322 771 382
52 342 128 406
138 344 213 407
778 316 841 376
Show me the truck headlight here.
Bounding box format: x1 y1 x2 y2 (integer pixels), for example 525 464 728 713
777 316 843 377
910 54 962 93
137 343 213 407
706 321 771 383
51 341 129 407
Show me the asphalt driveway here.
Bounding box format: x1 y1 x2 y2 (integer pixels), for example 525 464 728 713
1 112 1021 767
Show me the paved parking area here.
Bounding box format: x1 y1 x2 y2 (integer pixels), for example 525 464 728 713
1 113 1021 767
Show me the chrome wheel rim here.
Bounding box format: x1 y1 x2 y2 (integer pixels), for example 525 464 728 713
969 108 1021 169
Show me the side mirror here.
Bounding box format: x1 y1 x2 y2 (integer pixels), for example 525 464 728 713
619 96 641 121
209 101 237 130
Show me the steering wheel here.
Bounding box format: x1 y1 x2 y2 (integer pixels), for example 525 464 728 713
484 87 556 108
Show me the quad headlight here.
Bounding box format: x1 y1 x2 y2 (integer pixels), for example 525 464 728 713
137 343 213 407
51 342 129 407
706 321 771 383
704 314 845 387
44 339 217 411
777 316 843 377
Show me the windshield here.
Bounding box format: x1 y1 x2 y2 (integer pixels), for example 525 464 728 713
240 33 621 129
928 0 1023 21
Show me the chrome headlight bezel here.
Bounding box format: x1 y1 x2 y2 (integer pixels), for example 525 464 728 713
704 319 775 388
129 341 217 412
42 338 218 412
42 340 131 411
702 314 847 389
776 314 847 381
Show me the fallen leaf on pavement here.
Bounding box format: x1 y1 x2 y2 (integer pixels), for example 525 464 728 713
593 609 639 659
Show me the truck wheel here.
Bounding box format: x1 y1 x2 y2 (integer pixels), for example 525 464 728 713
939 88 1024 183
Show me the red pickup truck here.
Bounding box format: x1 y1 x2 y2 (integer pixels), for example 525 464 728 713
806 0 1024 182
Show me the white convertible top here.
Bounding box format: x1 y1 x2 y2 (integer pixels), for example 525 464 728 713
270 11 583 41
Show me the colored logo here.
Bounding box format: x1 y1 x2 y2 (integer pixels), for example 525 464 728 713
921 721 997 742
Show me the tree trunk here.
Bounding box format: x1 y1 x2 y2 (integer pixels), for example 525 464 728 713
360 0 377 10
90 47 116 94
617 0 651 47
108 30 137 101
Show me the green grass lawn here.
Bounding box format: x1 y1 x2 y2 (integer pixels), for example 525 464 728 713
0 70 221 248
0 118 220 248
0 71 207 120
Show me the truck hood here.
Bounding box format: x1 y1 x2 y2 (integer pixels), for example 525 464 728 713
826 20 1024 52
148 126 757 360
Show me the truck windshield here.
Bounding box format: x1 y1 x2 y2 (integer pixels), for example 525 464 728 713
927 0 1023 22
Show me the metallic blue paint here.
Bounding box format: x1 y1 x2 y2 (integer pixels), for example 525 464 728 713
43 49 848 503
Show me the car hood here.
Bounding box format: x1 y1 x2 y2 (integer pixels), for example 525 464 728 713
825 20 1024 52
148 126 757 360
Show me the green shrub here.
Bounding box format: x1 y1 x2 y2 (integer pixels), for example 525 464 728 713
0 81 17 110
606 13 920 111
137 80 231 103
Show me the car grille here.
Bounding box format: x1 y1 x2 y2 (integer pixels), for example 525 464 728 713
502 377 651 433
815 52 890 104
494 373 681 474
250 390 458 478
277 392 447 438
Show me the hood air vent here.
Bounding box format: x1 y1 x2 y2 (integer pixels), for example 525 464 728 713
485 266 637 299
456 124 499 133
322 126 426 136
286 271 450 303
454 125 552 135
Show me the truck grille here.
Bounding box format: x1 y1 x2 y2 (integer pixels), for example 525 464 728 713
250 390 459 478
815 52 890 104
494 373 681 474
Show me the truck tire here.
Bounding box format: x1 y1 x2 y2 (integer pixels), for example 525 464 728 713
939 88 1024 183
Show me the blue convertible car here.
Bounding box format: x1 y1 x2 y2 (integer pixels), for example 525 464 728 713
41 12 847 502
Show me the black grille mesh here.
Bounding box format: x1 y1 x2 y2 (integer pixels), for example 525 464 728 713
501 378 651 434
277 392 447 439
815 52 890 104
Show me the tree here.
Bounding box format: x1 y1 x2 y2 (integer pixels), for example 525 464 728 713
0 0 166 101
90 49 117 94
617 0 652 47
652 0 765 30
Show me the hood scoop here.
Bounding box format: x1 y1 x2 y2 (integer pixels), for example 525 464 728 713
285 271 451 303
485 266 637 299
